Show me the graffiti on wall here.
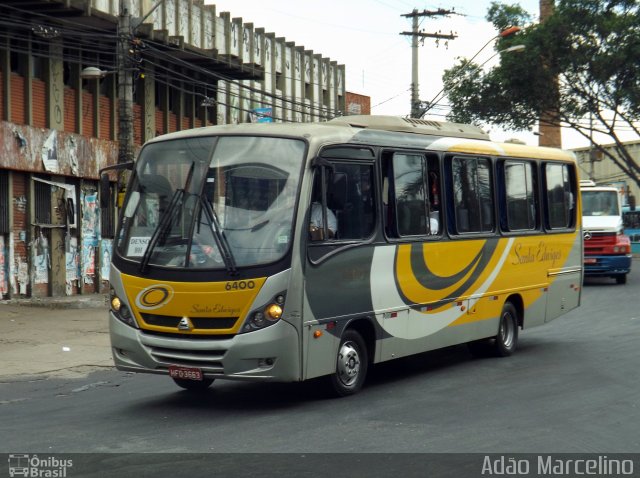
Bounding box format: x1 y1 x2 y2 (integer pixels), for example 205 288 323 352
14 196 26 213
66 136 79 176
1 122 119 178
81 191 99 284
42 130 59 173
65 235 79 282
17 258 28 295
100 239 112 281
33 230 50 284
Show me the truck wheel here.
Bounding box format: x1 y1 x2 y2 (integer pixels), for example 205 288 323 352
615 275 627 285
173 377 214 391
328 329 368 397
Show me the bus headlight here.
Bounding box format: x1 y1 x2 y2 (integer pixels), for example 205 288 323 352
252 311 266 328
110 287 137 328
241 292 286 333
266 304 283 320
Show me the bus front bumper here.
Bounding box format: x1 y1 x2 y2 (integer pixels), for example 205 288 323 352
109 313 301 382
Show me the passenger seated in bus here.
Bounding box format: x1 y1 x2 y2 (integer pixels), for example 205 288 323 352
429 210 439 235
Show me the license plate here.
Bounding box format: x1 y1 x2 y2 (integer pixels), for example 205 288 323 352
584 258 597 264
169 365 203 381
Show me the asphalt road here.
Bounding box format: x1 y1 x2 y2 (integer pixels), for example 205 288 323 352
1 265 639 476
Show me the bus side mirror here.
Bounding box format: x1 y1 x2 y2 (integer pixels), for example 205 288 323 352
100 173 111 209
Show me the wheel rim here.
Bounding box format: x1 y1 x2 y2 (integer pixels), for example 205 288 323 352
499 312 515 349
337 340 361 387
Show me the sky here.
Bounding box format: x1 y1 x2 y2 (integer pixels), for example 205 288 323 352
202 0 591 148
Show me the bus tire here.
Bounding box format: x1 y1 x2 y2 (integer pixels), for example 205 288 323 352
172 377 214 391
615 274 627 285
328 329 368 397
494 302 519 357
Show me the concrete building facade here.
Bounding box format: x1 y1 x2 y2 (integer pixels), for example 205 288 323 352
572 141 640 208
0 0 346 299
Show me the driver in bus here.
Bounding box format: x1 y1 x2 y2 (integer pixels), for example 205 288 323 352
310 201 337 240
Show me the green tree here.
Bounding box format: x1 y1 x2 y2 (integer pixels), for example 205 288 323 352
441 0 640 189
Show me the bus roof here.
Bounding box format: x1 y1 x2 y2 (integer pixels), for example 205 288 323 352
327 115 489 140
146 116 575 162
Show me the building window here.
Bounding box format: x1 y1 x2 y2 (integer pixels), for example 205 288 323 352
34 180 52 225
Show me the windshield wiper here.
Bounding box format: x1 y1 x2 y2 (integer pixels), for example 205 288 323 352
139 162 196 273
139 188 184 273
200 194 237 275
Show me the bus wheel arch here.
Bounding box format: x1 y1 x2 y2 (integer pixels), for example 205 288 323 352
506 293 524 329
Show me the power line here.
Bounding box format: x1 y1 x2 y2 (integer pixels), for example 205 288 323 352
400 8 459 118
0 2 344 122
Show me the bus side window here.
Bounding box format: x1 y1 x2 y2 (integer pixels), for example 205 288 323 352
332 164 375 240
427 166 440 235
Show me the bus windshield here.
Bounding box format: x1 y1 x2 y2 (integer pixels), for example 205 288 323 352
581 190 619 217
115 135 306 270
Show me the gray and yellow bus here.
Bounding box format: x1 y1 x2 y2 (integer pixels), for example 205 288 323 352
103 115 582 396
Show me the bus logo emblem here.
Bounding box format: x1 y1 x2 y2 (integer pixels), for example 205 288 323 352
135 284 174 310
178 317 193 331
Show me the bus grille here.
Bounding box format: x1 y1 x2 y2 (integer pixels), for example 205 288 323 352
147 345 226 372
140 313 238 330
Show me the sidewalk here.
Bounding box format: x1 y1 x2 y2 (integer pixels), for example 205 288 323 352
0 295 113 381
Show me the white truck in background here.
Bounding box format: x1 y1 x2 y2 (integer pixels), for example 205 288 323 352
580 180 632 284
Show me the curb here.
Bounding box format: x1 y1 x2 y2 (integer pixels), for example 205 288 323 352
0 295 109 309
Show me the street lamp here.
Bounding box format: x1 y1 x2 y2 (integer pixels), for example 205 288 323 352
461 26 521 71
80 66 113 79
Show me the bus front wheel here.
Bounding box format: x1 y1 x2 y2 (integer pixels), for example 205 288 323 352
172 377 214 391
328 329 368 397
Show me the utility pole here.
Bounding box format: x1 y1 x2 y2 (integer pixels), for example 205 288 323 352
401 9 457 118
118 0 134 168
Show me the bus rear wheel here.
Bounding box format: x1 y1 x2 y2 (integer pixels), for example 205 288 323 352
494 302 519 357
468 302 519 358
328 329 368 397
172 377 214 391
